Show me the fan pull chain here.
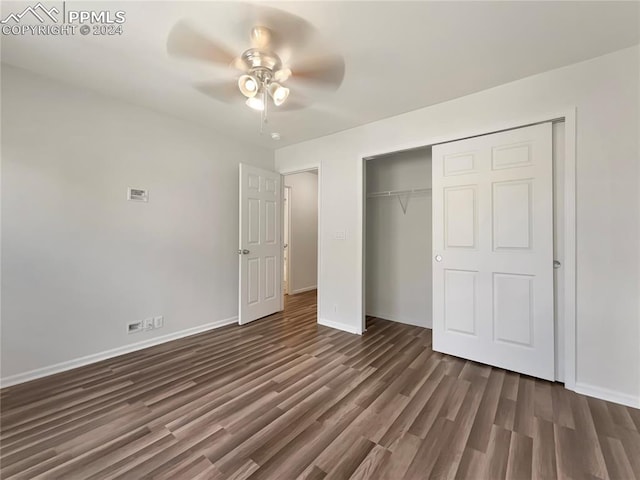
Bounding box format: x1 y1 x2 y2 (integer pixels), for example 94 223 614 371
260 88 268 135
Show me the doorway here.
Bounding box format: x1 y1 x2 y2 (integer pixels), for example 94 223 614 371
282 170 319 300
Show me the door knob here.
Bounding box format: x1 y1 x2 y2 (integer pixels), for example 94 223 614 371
435 255 442 262
553 260 561 269
237 249 250 255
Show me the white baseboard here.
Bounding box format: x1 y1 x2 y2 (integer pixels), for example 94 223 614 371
574 382 640 408
318 318 362 335
0 316 238 389
290 285 317 295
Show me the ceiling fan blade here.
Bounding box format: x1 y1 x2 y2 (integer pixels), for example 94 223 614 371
194 81 244 104
167 20 238 67
239 4 316 51
289 54 345 90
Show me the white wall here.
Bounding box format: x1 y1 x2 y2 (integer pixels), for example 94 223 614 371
284 171 318 294
276 46 640 406
1 65 273 382
366 149 432 327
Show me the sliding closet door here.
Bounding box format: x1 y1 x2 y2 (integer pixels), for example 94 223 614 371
432 123 554 380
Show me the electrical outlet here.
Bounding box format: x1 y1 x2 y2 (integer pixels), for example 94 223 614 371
127 321 143 334
143 318 154 331
153 316 164 329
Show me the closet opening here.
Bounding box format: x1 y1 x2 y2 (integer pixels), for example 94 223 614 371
364 146 433 330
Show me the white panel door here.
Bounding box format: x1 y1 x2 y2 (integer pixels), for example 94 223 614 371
432 123 554 380
239 164 282 325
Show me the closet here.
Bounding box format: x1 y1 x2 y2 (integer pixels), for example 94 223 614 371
365 147 432 328
363 122 565 381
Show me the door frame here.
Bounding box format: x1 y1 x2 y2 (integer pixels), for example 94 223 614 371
283 186 292 296
278 165 321 317
357 108 577 390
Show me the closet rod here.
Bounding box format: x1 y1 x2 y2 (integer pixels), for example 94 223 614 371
366 187 431 198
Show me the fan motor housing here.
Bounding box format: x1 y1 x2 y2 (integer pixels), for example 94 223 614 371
240 48 282 73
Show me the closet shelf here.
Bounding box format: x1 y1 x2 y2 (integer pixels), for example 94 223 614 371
367 187 431 215
366 187 431 198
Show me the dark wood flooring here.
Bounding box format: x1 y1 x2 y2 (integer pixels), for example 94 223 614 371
1 290 639 479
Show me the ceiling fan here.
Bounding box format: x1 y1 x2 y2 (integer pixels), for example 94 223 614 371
167 4 345 134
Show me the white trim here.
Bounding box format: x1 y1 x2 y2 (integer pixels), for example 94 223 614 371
290 285 317 295
0 316 238 389
562 110 577 390
287 185 296 295
358 108 577 390
318 318 361 335
574 382 640 409
279 180 286 310
278 166 321 175
284 185 292 296
361 158 367 334
279 164 321 329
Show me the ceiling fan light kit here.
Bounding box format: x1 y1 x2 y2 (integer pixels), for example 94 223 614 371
233 42 292 131
167 4 345 135
238 74 258 98
245 95 265 111
268 82 289 106
236 44 290 108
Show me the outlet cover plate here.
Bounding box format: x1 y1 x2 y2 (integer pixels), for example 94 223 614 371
153 316 164 329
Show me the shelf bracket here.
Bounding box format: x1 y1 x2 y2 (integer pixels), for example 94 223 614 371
397 193 410 214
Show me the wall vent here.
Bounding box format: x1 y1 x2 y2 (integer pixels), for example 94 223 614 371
128 187 148 202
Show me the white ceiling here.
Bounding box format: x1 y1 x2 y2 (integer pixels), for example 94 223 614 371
2 1 638 149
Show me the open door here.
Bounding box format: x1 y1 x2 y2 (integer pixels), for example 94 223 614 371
239 164 282 325
432 123 554 380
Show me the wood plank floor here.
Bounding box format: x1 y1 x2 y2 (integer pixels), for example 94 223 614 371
1 290 639 479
